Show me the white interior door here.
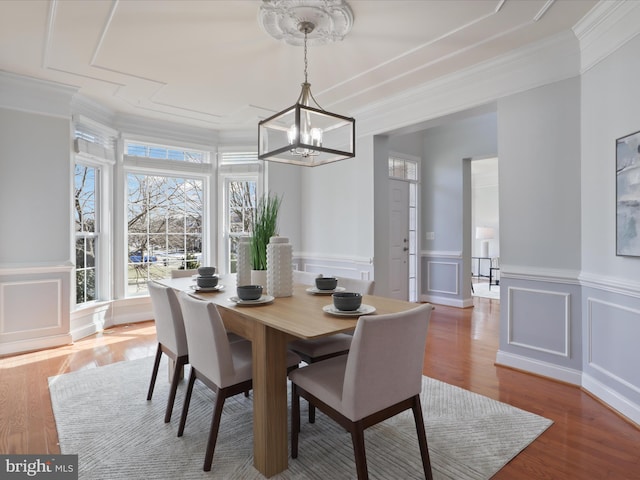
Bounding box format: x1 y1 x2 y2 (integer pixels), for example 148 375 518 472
389 179 409 300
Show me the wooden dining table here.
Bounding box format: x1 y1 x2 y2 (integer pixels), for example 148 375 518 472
157 275 419 477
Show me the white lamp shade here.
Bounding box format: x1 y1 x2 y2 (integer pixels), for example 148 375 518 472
475 227 495 240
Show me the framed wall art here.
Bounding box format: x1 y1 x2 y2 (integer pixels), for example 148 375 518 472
616 129 640 256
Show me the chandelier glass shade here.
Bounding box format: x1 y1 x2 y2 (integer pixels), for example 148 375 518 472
258 21 355 167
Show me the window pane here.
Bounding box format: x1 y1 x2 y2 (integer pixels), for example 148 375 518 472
406 161 417 181
126 142 206 163
127 173 203 296
74 165 96 233
75 164 99 305
76 238 85 268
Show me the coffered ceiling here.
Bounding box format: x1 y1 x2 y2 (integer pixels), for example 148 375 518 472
0 0 598 131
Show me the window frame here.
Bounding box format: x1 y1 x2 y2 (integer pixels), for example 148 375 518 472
73 155 113 308
217 151 264 275
121 139 212 297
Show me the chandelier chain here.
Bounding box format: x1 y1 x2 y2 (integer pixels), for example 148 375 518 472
303 29 308 84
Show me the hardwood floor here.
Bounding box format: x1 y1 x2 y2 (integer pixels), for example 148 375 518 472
1 296 638 478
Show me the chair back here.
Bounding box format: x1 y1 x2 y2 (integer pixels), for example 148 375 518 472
292 270 320 286
147 281 188 356
177 292 236 388
341 303 432 421
337 277 375 295
171 268 198 278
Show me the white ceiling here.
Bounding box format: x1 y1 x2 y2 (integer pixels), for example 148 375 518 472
0 0 598 132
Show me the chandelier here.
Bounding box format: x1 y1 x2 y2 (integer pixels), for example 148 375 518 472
258 1 356 167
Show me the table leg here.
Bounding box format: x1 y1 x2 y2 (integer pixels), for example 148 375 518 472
252 323 289 477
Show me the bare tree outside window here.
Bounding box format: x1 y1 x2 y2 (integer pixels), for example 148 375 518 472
127 173 203 295
227 179 257 273
74 164 97 304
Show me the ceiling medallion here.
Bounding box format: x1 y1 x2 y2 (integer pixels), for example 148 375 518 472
258 0 354 46
257 1 356 166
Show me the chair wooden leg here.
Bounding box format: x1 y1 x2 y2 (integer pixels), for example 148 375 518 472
308 403 316 424
411 395 433 480
164 356 186 423
350 422 369 480
291 384 300 458
146 344 162 401
177 369 197 437
203 389 227 472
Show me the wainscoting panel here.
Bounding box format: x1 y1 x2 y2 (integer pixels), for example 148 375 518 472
427 261 459 295
0 266 72 356
507 287 570 357
419 252 468 307
293 254 373 281
587 298 640 396
497 272 582 384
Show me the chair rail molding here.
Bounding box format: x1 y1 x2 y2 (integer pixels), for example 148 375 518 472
579 271 640 299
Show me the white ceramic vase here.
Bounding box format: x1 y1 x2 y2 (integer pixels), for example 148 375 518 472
266 236 293 297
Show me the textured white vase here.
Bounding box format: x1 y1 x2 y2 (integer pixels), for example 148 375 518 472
236 236 252 286
266 236 293 297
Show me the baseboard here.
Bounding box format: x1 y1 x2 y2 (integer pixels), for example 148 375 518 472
420 294 473 308
582 373 640 426
495 350 582 385
0 333 72 357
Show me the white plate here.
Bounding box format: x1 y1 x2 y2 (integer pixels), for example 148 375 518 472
191 284 224 293
322 304 376 317
229 295 274 306
305 286 346 295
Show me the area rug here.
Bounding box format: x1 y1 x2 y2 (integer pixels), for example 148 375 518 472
49 356 551 479
472 282 500 300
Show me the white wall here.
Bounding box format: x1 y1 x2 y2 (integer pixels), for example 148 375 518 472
496 76 584 378
499 78 582 274
0 102 75 354
579 32 640 422
294 136 375 280
0 108 72 264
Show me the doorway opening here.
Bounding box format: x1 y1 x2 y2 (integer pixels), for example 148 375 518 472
471 157 499 299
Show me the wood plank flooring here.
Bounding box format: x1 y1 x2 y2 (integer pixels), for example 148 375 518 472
1 296 638 478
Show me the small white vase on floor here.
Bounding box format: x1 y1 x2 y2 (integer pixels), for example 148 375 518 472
267 236 293 297
251 269 268 287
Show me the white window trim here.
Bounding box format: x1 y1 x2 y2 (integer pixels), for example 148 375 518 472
73 153 113 309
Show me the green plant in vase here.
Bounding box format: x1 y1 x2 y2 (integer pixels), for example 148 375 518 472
250 193 282 272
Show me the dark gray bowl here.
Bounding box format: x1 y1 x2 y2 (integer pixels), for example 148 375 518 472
198 266 217 277
332 292 362 311
197 275 218 288
315 276 338 290
237 285 263 301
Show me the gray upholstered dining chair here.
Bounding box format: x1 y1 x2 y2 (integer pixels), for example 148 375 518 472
336 277 375 295
170 268 198 278
288 275 376 423
176 292 301 472
146 281 189 423
289 303 434 480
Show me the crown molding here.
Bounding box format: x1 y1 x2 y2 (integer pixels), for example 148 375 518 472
355 30 581 138
0 70 77 118
114 112 219 150
71 95 117 128
573 0 640 74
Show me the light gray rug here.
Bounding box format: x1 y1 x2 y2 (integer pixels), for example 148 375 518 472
49 356 551 479
472 282 500 300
